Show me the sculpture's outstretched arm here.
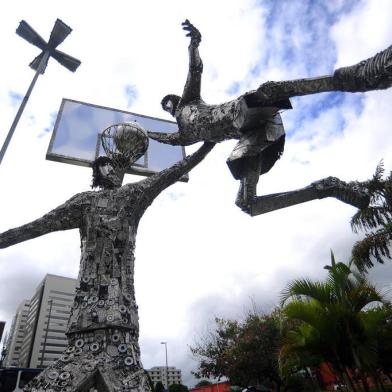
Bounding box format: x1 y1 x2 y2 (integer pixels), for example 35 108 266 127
0 193 85 249
180 19 203 104
254 45 392 102
133 141 215 212
147 130 192 146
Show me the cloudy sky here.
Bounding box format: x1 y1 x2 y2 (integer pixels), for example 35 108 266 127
1 0 392 386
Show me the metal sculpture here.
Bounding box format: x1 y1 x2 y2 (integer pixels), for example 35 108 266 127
149 20 392 216
0 123 214 391
1 18 392 392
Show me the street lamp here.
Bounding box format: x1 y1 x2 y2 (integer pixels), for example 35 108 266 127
0 19 81 165
40 299 53 367
161 341 169 390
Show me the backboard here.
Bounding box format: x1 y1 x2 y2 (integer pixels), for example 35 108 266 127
46 98 187 179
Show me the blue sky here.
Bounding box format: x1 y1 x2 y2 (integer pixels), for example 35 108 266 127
0 0 392 387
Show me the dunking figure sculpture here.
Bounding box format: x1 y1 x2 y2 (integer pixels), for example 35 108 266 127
0 123 214 391
149 20 392 216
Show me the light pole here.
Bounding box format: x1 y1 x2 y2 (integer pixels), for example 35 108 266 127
161 341 169 390
0 19 81 165
40 299 53 368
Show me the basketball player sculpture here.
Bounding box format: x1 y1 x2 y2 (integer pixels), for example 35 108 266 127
1 18 392 392
149 20 392 216
0 123 214 391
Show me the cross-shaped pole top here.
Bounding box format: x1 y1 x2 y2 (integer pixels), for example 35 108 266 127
0 19 81 166
16 18 81 74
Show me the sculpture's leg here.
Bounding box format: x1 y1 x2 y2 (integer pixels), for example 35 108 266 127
235 166 260 213
98 367 150 392
24 360 97 392
236 176 370 216
254 44 392 101
24 329 152 392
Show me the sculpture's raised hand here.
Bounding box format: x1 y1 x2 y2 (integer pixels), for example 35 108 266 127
182 19 201 47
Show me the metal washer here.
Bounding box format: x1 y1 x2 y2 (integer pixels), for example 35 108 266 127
91 295 99 303
59 371 71 380
98 299 105 307
123 293 132 302
47 370 59 380
118 343 127 353
124 357 134 366
119 305 127 313
111 333 121 343
75 339 84 348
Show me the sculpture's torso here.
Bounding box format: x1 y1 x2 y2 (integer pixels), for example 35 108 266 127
175 97 287 180
67 187 142 336
175 96 288 145
176 99 244 142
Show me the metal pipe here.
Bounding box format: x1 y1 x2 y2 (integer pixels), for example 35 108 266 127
0 50 50 165
161 341 169 390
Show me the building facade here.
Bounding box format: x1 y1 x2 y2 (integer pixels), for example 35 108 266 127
147 366 182 387
4 300 30 367
11 274 76 368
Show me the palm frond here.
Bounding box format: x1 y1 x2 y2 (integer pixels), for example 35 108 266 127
351 226 392 272
350 162 392 233
283 301 324 326
351 206 391 233
349 285 384 312
280 278 331 306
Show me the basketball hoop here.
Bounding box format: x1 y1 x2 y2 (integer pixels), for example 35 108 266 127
101 122 149 169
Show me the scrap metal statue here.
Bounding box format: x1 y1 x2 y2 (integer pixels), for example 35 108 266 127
149 20 392 216
1 18 392 392
0 122 214 391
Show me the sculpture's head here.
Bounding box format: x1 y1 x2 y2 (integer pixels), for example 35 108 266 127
94 122 149 189
161 94 181 117
91 156 123 189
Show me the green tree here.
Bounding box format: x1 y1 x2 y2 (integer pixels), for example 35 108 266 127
350 162 392 272
155 381 166 392
375 305 392 382
190 312 282 390
169 384 189 392
281 253 386 391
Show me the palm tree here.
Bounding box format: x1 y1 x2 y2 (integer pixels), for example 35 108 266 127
280 253 386 391
351 162 392 272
